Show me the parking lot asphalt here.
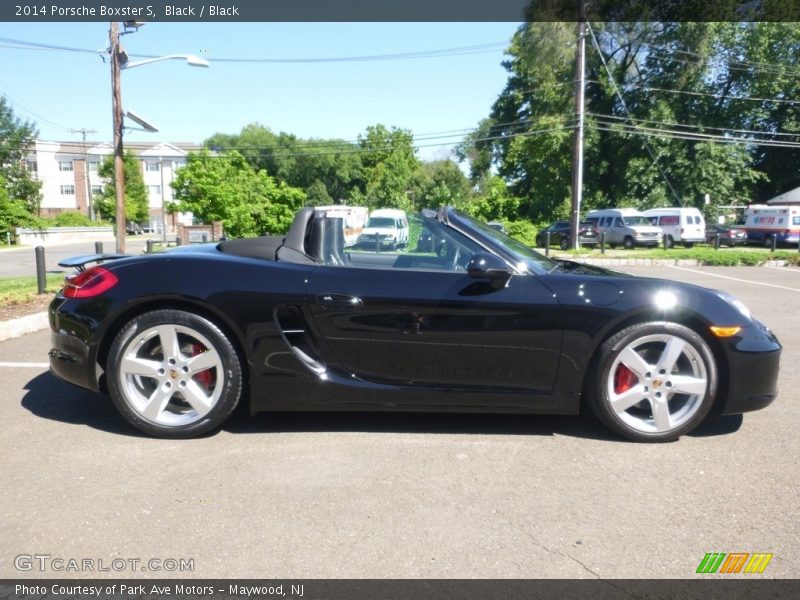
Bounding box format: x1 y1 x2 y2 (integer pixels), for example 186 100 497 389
0 265 797 579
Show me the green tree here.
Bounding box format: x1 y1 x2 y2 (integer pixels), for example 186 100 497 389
205 123 364 203
168 149 306 237
94 151 149 223
460 21 793 222
409 159 473 209
355 124 419 211
0 96 42 215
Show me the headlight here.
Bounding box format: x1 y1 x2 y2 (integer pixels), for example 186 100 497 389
716 291 752 320
385 234 395 240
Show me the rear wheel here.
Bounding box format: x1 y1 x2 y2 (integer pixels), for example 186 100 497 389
587 322 717 442
107 309 242 438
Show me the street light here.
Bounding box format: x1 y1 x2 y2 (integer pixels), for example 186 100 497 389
109 22 208 253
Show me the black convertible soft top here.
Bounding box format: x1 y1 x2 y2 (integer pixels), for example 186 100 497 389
217 235 284 261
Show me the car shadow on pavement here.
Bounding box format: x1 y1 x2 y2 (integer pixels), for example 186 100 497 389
20 371 142 437
224 409 625 442
21 371 745 442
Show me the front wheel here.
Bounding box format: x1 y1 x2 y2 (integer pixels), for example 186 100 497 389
622 236 635 250
107 309 242 438
587 322 717 442
559 237 570 251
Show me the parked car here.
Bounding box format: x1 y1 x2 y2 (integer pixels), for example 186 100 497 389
50 206 781 442
643 207 706 248
357 208 409 250
536 220 599 250
586 208 662 249
706 224 748 247
125 221 143 235
416 230 447 255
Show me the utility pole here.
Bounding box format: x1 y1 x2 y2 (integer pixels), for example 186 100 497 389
110 21 126 253
570 4 587 251
71 128 97 220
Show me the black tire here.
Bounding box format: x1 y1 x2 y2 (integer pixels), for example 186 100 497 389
622 236 635 250
586 321 717 442
559 237 570 251
665 235 675 249
763 236 773 248
107 309 242 438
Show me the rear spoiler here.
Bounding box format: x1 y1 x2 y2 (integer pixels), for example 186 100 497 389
58 253 131 271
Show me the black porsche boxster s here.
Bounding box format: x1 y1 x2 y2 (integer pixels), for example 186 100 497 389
48 207 781 441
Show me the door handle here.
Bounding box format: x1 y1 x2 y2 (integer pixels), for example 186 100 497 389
316 293 363 310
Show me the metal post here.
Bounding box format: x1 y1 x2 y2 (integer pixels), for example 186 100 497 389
175 236 182 246
146 239 154 253
375 234 380 253
202 233 208 243
569 9 587 250
714 234 720 250
95 241 104 254
771 236 777 253
544 231 550 257
663 233 668 250
600 232 605 254
35 246 46 294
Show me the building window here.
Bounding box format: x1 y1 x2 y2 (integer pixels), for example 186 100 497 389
145 162 161 172
26 160 37 172
148 185 162 196
60 185 75 195
91 185 103 196
59 160 74 172
88 160 99 172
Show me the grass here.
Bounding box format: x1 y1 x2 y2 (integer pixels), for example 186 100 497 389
0 274 64 307
551 244 800 266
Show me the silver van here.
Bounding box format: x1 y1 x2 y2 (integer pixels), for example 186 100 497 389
586 208 662 249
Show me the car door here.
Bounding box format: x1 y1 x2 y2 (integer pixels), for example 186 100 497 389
304 263 562 395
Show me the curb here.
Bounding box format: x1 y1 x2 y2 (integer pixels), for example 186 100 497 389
570 258 702 266
0 312 49 343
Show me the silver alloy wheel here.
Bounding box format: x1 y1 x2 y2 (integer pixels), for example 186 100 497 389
606 333 709 434
118 324 224 427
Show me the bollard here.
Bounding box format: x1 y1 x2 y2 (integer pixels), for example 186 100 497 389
544 231 550 257
35 246 46 294
771 236 777 253
714 233 720 250
95 241 103 255
175 236 182 246
5 231 10 245
375 234 380 253
202 233 208 243
146 239 154 254
662 233 668 250
600 232 605 254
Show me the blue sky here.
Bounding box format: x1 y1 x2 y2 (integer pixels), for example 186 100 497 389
0 22 521 160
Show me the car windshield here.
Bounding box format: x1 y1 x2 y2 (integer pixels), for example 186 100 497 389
366 217 396 228
449 209 556 273
623 216 651 226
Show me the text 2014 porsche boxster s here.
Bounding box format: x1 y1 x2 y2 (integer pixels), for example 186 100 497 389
48 207 781 441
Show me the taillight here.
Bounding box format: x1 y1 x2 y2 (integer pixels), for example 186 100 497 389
63 266 118 298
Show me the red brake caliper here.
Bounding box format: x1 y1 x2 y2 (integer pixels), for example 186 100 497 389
614 364 637 394
191 343 215 390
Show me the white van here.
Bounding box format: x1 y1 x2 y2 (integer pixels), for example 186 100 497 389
357 208 409 250
643 207 706 248
585 208 662 249
314 205 369 247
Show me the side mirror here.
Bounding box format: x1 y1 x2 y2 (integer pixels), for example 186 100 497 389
467 252 513 289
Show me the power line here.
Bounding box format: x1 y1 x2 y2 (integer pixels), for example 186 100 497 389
595 80 800 106
587 122 800 149
0 36 507 63
587 112 800 139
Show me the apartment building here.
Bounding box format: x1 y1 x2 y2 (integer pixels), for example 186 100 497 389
25 139 202 232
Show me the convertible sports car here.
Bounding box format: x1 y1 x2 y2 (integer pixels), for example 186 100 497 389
48 207 781 441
